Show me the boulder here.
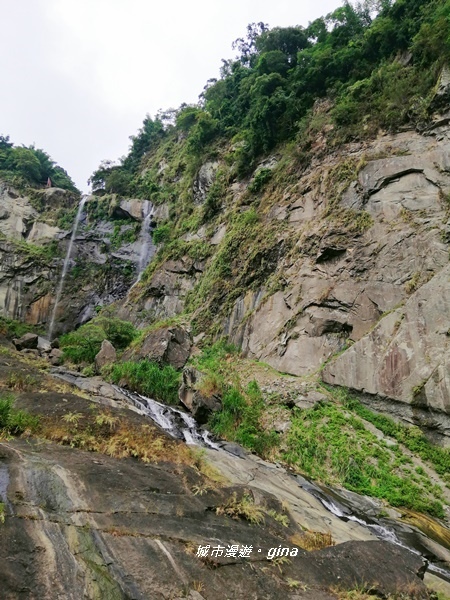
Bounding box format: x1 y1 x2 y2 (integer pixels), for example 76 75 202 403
13 333 39 351
123 326 191 370
37 337 52 353
95 340 117 371
179 366 221 425
49 348 64 366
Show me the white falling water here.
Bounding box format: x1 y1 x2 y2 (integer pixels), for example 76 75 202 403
48 196 87 340
114 385 220 449
136 200 155 281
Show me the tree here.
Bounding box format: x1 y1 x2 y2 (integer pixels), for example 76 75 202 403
232 22 270 66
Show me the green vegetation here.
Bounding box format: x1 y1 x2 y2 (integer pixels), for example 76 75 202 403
0 316 39 339
106 360 180 404
60 317 138 364
110 220 141 249
0 135 78 192
0 395 39 436
185 208 284 332
283 392 446 517
12 238 60 263
189 341 279 457
330 386 450 481
210 381 279 457
90 0 449 196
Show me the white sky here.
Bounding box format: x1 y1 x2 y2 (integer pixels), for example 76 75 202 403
1 0 342 191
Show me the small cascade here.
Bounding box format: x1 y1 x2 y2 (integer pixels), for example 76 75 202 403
115 386 220 449
48 196 87 340
297 477 450 582
136 200 155 281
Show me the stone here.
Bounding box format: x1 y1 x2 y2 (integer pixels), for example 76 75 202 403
193 161 219 204
21 349 39 357
123 326 192 370
179 366 221 425
49 348 64 366
27 222 60 243
37 336 52 353
95 339 117 372
13 333 39 351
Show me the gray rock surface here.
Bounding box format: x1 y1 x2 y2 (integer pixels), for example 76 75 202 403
95 339 117 371
13 332 39 351
193 161 219 204
49 348 64 365
123 325 192 369
179 366 222 424
322 265 450 432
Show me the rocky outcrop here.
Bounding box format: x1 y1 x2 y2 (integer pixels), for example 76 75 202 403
220 128 450 381
12 332 38 351
95 339 117 371
193 161 219 204
0 187 154 335
119 258 205 326
0 437 430 600
122 325 192 369
322 264 450 436
179 367 222 424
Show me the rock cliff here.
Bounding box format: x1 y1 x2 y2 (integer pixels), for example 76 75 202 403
111 116 450 436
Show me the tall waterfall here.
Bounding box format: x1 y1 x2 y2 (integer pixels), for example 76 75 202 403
136 200 155 281
48 196 87 340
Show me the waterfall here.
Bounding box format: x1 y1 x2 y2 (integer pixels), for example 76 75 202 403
48 196 87 340
114 386 220 449
136 200 155 281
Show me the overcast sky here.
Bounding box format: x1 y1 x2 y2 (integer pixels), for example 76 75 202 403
1 0 342 191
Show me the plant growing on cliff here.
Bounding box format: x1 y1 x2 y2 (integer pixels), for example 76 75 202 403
0 395 39 437
284 397 446 517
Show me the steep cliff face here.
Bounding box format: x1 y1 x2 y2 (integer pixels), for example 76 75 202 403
0 185 155 335
115 115 450 432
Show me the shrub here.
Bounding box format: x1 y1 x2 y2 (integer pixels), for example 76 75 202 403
0 395 39 436
60 317 138 364
210 380 279 457
60 324 106 364
248 168 272 193
152 223 172 245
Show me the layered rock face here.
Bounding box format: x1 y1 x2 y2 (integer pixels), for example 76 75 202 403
118 120 450 431
0 188 155 335
230 130 450 379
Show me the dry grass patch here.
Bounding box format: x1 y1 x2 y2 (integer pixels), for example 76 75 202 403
39 410 197 466
290 530 335 551
216 491 265 525
6 372 38 391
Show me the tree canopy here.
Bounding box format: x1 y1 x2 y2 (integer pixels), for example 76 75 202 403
0 135 78 192
90 0 450 195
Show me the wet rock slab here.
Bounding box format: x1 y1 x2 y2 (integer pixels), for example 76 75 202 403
0 439 430 600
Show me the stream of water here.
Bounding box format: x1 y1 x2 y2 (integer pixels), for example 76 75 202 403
115 386 220 449
116 385 450 582
48 196 87 340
